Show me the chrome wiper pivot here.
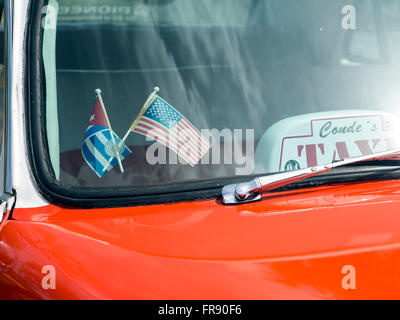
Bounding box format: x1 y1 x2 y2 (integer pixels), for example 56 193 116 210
222 149 400 205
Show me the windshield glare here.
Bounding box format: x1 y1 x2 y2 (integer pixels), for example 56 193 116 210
39 0 400 190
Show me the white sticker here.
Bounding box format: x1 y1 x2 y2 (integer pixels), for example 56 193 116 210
255 110 400 173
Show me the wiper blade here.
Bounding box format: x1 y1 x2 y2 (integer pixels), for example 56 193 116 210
222 149 400 205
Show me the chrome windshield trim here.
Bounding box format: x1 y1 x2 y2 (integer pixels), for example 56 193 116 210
4 0 13 194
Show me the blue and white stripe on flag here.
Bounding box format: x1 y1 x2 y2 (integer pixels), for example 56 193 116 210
81 125 132 178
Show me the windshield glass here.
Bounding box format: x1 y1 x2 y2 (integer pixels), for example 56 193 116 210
38 0 400 190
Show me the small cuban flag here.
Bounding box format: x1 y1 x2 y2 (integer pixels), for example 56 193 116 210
81 97 132 178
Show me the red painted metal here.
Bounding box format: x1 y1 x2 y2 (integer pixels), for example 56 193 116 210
2 179 400 299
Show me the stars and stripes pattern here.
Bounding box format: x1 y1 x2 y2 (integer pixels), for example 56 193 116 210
133 96 211 166
81 98 132 177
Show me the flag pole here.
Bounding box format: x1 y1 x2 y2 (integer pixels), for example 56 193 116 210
125 86 160 136
103 86 160 171
95 89 124 173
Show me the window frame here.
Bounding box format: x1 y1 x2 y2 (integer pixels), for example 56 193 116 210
26 0 400 209
26 0 264 208
0 1 6 197
0 0 17 224
2 0 11 197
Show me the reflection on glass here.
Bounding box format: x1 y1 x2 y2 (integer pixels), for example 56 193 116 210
41 0 400 188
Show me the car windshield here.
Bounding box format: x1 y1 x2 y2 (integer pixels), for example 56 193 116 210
38 0 400 191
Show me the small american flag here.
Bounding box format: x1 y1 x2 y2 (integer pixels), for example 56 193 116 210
132 95 211 166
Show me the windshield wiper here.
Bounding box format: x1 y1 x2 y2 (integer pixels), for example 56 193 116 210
222 149 400 205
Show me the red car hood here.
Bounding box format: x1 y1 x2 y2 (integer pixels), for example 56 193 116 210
2 180 400 299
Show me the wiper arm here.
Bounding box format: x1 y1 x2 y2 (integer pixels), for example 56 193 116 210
222 148 400 205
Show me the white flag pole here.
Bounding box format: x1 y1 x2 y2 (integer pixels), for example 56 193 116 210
95 89 124 173
125 86 160 135
103 87 160 172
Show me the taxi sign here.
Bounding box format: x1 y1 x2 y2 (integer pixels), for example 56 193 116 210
254 110 400 174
